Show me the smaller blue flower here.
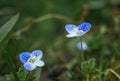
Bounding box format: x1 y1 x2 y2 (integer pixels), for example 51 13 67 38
77 42 88 51
19 50 45 71
65 22 91 38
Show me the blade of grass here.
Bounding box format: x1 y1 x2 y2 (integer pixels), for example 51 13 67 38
0 13 19 42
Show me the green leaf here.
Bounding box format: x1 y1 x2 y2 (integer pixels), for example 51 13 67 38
17 66 28 81
88 58 96 71
0 13 19 42
81 58 96 73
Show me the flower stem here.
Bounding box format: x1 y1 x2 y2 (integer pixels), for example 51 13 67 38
80 38 84 62
34 68 41 81
25 71 31 81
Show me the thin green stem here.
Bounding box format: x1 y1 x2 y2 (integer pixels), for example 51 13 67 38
34 68 41 81
80 37 84 62
25 71 31 81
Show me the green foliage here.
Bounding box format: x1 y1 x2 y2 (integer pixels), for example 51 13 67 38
81 58 96 74
0 13 19 42
6 66 36 81
5 72 15 81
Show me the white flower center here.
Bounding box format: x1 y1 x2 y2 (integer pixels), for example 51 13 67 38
28 58 36 63
76 30 84 34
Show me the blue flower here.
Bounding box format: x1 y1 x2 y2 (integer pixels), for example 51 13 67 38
65 22 91 37
77 42 88 51
19 50 45 71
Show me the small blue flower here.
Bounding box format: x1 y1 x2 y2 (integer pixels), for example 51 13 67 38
77 42 88 51
19 50 45 71
65 22 91 37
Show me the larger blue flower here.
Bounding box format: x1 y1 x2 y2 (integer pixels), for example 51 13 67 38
65 22 91 37
19 50 45 71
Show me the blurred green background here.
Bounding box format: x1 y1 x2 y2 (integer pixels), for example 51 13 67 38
0 0 120 81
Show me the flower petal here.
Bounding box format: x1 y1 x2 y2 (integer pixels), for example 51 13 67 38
19 52 30 63
78 22 91 32
66 34 77 37
35 60 45 67
77 42 88 51
65 24 78 33
24 62 36 71
31 50 43 59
